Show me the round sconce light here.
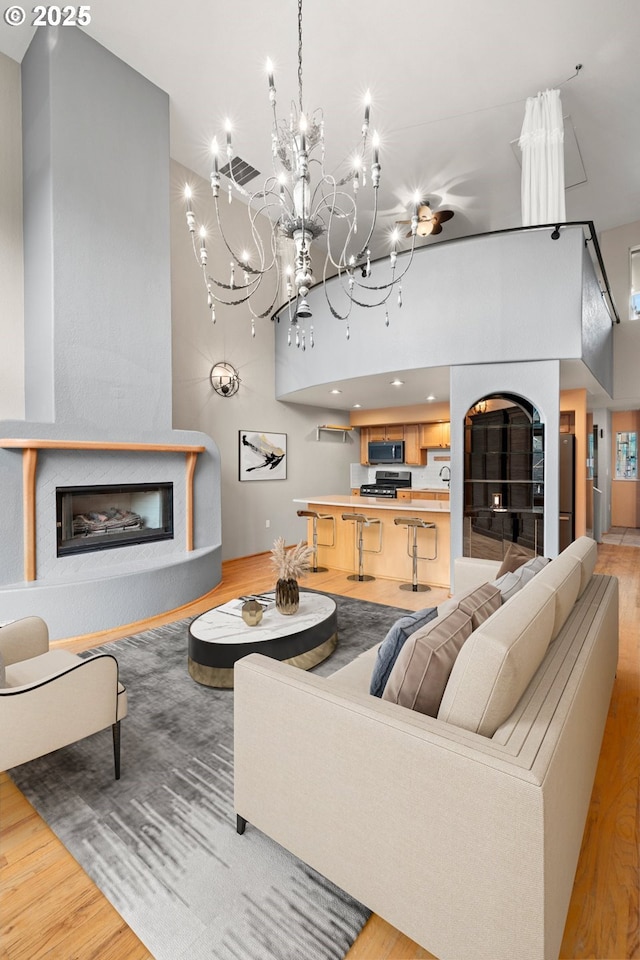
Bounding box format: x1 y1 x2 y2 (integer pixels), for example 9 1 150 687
210 361 240 398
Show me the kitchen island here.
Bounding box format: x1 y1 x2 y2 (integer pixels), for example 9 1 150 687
294 495 450 589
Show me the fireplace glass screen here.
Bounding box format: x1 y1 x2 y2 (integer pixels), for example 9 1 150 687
56 483 174 556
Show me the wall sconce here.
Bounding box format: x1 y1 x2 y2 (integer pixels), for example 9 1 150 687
210 361 240 397
492 492 507 512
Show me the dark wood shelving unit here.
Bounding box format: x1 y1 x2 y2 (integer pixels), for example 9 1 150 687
464 404 544 557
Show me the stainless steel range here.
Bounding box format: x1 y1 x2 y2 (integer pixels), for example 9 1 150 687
360 470 412 498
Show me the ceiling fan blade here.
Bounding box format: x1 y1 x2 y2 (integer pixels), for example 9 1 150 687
417 221 435 237
405 229 413 238
432 209 454 225
417 205 433 219
395 219 411 224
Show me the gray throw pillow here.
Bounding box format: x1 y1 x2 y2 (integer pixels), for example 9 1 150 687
519 555 551 584
491 569 526 602
369 606 439 697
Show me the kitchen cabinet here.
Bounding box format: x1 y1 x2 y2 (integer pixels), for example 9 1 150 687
420 421 450 449
397 489 450 501
359 422 446 464
403 424 427 466
368 424 405 441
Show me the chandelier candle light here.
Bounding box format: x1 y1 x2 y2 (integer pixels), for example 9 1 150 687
184 0 419 348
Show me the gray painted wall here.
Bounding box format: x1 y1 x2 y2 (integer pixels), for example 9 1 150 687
0 28 222 638
0 52 24 420
600 219 640 405
170 160 357 560
22 26 173 431
274 227 609 399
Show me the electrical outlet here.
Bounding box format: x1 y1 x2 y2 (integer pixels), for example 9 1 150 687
265 519 270 528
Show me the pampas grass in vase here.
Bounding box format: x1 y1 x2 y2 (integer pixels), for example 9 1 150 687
270 537 313 615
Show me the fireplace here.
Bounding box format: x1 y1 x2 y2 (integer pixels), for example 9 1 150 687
56 483 174 556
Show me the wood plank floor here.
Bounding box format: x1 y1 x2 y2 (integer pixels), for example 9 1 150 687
1 544 638 959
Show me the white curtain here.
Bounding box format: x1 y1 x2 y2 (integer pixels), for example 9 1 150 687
519 88 566 225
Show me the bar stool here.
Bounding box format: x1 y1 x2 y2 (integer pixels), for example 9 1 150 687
394 516 438 592
296 509 336 573
341 513 383 582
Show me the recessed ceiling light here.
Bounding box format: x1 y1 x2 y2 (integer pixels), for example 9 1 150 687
352 403 362 408
390 378 404 386
330 388 342 394
426 394 436 401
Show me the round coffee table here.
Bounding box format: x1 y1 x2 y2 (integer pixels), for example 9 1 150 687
188 590 338 688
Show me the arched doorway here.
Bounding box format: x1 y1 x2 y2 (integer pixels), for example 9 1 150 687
463 394 545 560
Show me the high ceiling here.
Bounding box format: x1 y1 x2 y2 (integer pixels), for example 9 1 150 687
2 0 638 409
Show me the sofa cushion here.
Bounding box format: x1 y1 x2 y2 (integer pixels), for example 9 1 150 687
437 580 556 736
491 555 549 601
382 607 473 716
495 541 532 577
369 606 439 697
491 568 526 601
456 582 502 629
530 553 582 640
561 536 597 597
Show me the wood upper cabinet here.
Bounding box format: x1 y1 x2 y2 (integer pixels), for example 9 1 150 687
420 421 450 449
360 424 412 464
359 421 449 464
368 424 405 441
403 424 426 466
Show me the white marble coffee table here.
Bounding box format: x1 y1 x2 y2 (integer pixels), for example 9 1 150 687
188 590 338 687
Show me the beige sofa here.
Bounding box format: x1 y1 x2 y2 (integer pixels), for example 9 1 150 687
234 538 618 960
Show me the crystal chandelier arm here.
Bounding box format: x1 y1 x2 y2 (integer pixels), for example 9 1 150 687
212 195 269 276
207 272 262 293
346 236 419 291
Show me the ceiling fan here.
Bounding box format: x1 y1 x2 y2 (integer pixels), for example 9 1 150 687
396 202 455 238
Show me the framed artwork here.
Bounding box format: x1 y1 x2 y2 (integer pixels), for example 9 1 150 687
239 431 287 481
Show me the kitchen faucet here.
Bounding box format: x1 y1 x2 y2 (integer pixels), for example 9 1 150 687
439 465 451 487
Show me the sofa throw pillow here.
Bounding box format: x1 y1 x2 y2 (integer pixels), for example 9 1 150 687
382 607 473 716
370 606 439 697
491 569 526 602
437 581 556 737
456 581 502 630
519 555 551 584
495 541 533 578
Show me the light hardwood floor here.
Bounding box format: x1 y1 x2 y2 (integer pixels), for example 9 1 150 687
1 544 638 960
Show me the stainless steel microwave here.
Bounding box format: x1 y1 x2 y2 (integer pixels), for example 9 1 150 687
368 440 405 464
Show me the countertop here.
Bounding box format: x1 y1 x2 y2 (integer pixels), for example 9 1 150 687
294 495 450 513
406 487 450 493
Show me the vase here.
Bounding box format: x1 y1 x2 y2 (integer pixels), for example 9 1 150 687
275 578 299 615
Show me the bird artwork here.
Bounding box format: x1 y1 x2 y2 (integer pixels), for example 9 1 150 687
240 432 286 480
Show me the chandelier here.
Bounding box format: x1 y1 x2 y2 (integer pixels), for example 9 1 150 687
184 0 420 348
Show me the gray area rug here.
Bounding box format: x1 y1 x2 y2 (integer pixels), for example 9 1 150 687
10 591 412 960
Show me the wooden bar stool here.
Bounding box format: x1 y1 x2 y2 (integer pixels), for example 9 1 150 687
341 513 383 582
296 509 335 573
394 516 437 592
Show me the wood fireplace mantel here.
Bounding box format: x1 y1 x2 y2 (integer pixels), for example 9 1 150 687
0 439 207 582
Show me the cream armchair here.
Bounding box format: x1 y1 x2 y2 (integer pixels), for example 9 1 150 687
0 616 127 779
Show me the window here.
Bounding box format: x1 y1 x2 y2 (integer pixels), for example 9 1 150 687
630 246 640 321
615 432 637 480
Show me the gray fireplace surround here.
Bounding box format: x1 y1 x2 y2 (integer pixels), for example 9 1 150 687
1 26 223 639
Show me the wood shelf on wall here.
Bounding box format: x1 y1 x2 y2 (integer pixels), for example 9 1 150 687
0 439 207 582
316 425 354 442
